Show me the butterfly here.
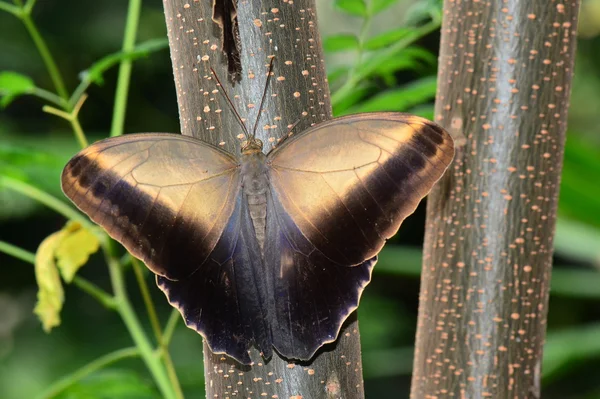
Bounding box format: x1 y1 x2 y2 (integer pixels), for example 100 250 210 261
61 65 454 365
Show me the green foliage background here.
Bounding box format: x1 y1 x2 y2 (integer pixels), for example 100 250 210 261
1 0 600 398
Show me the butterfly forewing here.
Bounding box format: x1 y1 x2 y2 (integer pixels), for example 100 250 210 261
61 134 241 281
267 112 455 267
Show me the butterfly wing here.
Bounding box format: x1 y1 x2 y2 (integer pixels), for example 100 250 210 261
61 133 241 280
266 112 454 358
265 192 375 359
157 193 272 364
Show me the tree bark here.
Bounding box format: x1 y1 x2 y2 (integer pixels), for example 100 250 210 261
411 1 580 398
161 1 365 397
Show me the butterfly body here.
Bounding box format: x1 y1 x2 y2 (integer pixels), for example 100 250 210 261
61 112 454 364
240 140 269 253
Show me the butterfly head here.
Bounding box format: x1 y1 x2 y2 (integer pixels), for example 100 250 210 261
241 138 264 154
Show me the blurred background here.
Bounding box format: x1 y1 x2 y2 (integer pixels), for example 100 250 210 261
1 0 599 398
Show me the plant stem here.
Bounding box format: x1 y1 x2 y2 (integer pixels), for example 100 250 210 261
162 309 180 347
34 347 140 399
20 10 69 101
0 176 90 226
131 258 163 342
331 19 440 106
0 239 35 263
23 0 36 14
344 7 372 91
0 240 115 308
31 87 67 107
131 258 184 399
70 117 89 149
72 277 117 310
0 2 21 17
69 93 90 147
104 246 177 399
43 95 90 148
110 0 142 137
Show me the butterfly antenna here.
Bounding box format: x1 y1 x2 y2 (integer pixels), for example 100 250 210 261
251 57 275 140
210 67 250 138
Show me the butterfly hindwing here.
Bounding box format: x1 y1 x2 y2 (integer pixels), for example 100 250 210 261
265 190 375 360
61 133 241 280
267 112 455 267
157 193 272 364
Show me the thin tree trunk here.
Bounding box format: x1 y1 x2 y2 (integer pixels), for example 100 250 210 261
411 1 580 398
161 1 365 397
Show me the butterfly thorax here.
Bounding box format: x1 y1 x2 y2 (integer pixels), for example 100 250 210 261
240 149 269 256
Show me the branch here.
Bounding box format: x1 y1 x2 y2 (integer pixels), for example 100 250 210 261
410 1 581 397
161 1 365 397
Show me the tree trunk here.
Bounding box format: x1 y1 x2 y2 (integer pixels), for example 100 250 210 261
161 1 365 397
411 1 580 398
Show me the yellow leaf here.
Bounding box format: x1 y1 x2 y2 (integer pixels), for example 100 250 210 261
34 230 67 332
56 221 100 282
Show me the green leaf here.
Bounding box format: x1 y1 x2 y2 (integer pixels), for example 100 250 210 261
0 71 36 108
332 85 373 116
327 66 350 87
406 104 435 120
372 0 398 14
323 34 360 52
543 323 600 381
364 28 411 50
404 0 442 25
34 229 67 332
348 76 438 114
354 44 435 84
559 135 600 228
334 0 367 16
0 136 76 220
375 245 600 299
554 218 600 266
370 46 436 75
56 222 100 283
57 370 158 399
82 38 169 85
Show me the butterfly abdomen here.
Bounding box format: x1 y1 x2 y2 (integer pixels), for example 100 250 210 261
241 152 269 255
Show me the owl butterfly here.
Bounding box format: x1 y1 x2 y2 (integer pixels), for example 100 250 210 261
61 61 454 365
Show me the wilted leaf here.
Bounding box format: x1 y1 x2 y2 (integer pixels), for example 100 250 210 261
33 221 99 331
34 230 67 332
56 222 100 282
0 71 36 108
334 0 367 17
372 0 399 14
323 34 360 52
82 38 169 85
364 28 411 50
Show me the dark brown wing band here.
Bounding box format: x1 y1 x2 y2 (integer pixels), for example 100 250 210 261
267 112 454 266
61 133 240 280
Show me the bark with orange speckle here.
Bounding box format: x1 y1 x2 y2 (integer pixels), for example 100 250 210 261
161 1 366 397
411 1 580 398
